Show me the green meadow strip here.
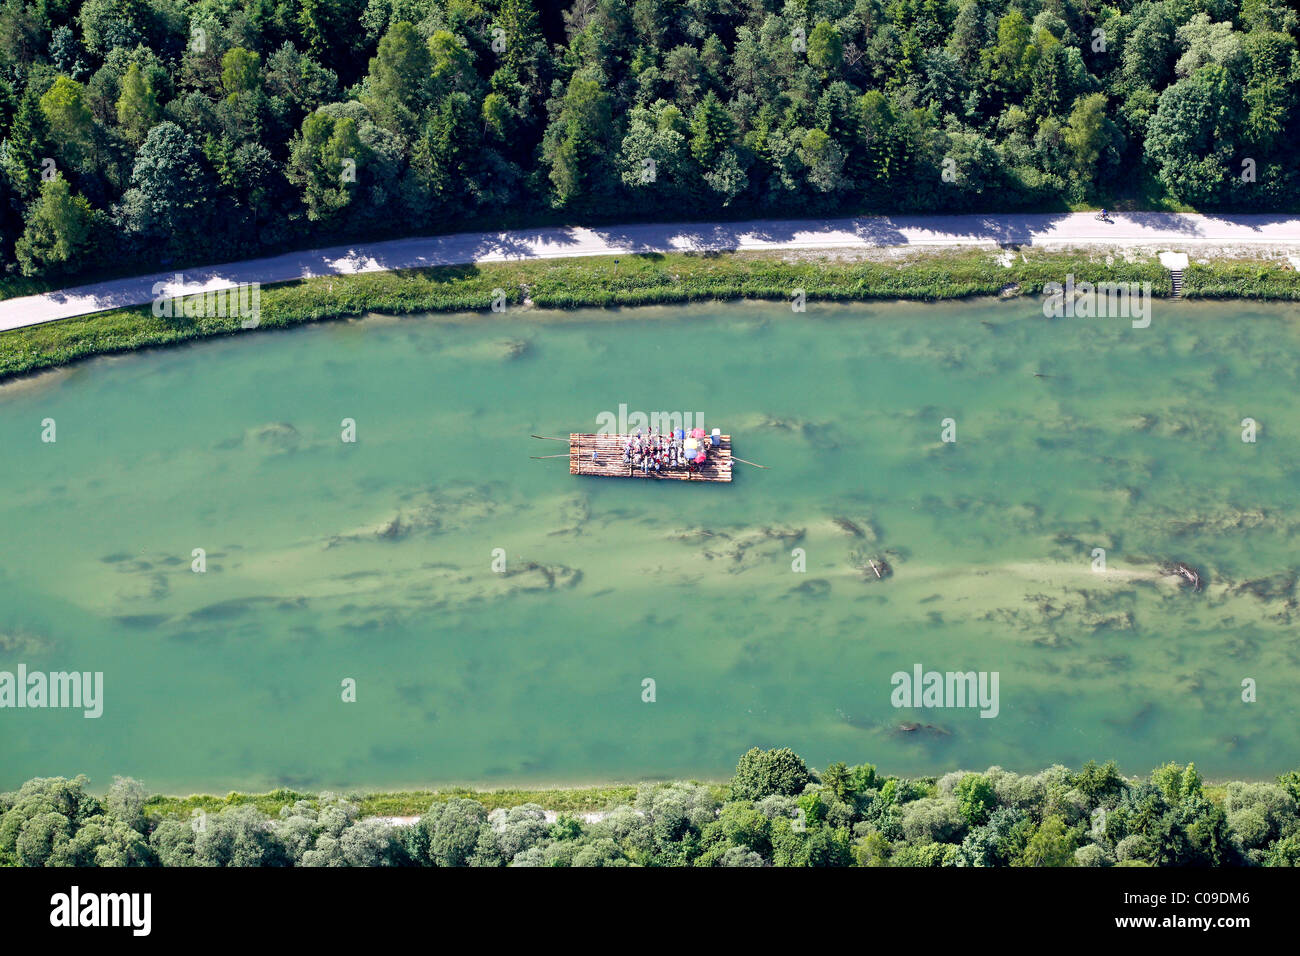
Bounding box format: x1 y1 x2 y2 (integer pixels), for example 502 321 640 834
2 247 1291 383
1181 261 1300 300
144 784 653 820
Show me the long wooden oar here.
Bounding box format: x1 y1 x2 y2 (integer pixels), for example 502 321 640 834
732 457 769 469
530 454 569 459
531 434 569 442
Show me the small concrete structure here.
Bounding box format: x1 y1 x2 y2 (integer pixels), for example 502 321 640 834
1159 251 1190 297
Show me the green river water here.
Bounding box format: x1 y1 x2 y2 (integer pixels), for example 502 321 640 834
3 297 1299 792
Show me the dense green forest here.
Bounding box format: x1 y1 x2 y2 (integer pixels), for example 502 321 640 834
0 0 1296 282
5 749 1300 866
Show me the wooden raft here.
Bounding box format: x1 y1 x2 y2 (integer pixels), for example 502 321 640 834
569 434 733 482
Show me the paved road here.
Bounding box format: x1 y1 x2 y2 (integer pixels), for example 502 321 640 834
3 212 1298 331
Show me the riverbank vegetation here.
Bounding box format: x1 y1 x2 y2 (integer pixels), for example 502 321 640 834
1182 258 1300 298
4 749 1299 866
5 246 1299 383
144 783 648 819
1 0 1296 284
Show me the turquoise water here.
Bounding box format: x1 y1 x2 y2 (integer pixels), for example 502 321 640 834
3 297 1300 792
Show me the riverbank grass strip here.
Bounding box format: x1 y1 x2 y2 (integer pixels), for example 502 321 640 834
138 778 1236 823
144 785 657 820
3 249 1297 382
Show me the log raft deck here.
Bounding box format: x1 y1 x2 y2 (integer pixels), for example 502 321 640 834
569 434 733 482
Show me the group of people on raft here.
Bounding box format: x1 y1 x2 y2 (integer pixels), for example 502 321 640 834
623 427 714 474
